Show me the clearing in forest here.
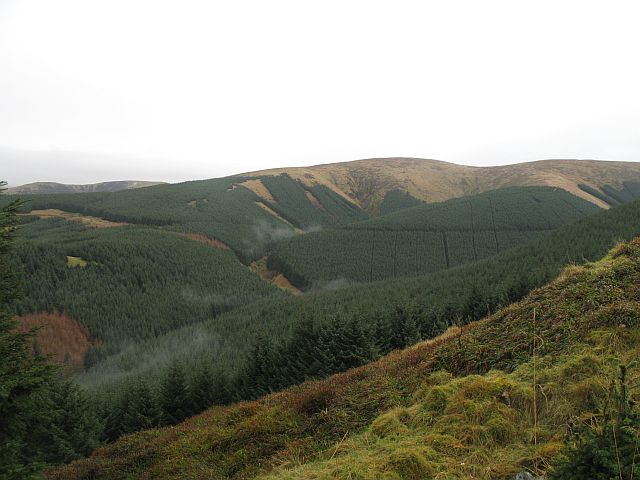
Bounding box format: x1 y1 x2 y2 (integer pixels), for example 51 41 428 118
29 209 129 228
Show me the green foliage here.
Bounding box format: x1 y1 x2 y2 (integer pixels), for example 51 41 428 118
270 187 600 287
258 175 367 229
6 173 366 258
80 197 640 419
47 236 640 479
378 189 424 215
12 219 281 350
579 181 640 207
159 361 191 425
0 185 101 477
549 364 640 480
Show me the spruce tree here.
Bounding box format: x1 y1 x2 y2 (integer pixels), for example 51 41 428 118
549 363 640 480
190 363 215 412
126 378 162 433
159 361 191 425
0 187 56 478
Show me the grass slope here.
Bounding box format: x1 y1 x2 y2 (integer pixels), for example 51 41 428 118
50 237 640 479
270 187 599 287
248 158 640 213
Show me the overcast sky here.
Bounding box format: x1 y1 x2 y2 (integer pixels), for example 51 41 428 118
1 0 640 186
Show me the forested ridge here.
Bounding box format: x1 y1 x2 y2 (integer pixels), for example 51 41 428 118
5 173 367 259
269 187 600 287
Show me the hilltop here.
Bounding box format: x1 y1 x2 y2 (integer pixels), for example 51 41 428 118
50 236 640 479
6 180 165 195
248 158 640 213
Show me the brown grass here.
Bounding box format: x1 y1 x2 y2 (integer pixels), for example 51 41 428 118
250 257 302 295
304 191 326 211
15 311 96 371
240 179 276 202
178 233 231 250
245 158 640 212
28 209 128 228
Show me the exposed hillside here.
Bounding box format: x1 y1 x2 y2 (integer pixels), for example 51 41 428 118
6 180 165 195
50 236 640 479
270 187 599 287
248 158 640 213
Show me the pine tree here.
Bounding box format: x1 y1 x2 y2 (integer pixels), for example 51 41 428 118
159 361 191 425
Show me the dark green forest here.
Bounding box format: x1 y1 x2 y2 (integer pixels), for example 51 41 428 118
7 173 367 260
76 196 640 441
269 187 600 287
12 218 282 361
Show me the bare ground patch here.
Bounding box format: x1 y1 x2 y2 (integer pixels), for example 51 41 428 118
304 190 326 211
240 179 276 202
29 209 129 228
178 233 231 250
250 256 301 295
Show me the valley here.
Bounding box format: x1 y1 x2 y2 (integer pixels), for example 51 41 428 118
2 157 640 479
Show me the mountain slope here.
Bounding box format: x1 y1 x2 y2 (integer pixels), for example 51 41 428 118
49 237 640 479
12 217 282 361
6 180 165 195
8 174 367 259
248 158 640 213
77 198 640 403
269 186 600 287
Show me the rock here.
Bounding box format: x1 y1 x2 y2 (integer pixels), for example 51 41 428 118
514 473 537 480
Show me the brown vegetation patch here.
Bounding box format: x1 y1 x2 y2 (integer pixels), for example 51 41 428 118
304 191 326 211
179 233 231 250
29 209 128 228
240 179 276 202
250 257 302 295
16 311 96 371
245 158 640 212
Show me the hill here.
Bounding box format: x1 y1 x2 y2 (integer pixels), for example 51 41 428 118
49 236 640 479
6 180 165 195
12 216 283 365
248 158 640 213
8 174 368 259
269 186 599 287
76 198 640 415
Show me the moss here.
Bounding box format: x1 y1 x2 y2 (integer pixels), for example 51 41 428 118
384 448 437 480
371 408 411 438
412 370 453 403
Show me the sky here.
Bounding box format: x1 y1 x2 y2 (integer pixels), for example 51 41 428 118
1 0 640 186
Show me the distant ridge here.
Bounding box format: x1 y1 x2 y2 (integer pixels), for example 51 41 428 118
247 158 640 213
6 180 166 195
